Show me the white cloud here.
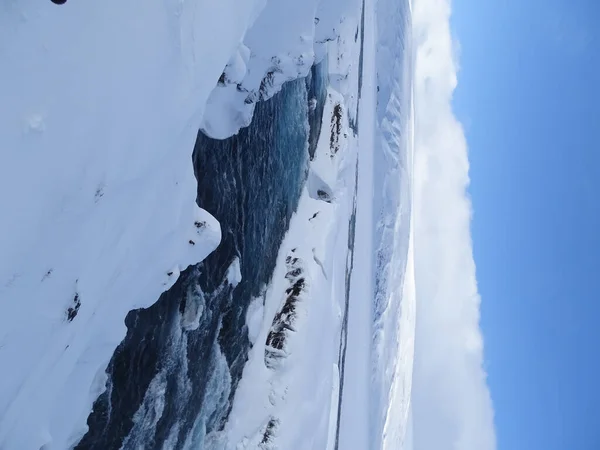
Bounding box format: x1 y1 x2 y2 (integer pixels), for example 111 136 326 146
411 0 496 449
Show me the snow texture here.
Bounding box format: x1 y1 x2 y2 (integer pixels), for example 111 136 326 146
0 0 414 448
221 0 415 446
222 83 356 450
0 0 264 448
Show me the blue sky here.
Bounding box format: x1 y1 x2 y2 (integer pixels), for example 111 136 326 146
452 0 600 449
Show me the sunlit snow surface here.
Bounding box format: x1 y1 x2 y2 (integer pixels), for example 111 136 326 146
0 1 257 448
0 0 413 448
222 0 415 446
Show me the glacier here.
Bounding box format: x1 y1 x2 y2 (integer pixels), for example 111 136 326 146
0 0 414 448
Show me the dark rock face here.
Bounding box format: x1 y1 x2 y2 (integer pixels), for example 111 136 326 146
66 293 80 322
265 253 307 369
76 62 328 450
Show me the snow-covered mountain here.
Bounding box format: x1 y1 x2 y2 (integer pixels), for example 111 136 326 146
0 0 413 449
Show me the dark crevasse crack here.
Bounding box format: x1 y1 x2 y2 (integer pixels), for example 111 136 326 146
335 2 363 447
306 58 329 160
76 60 328 450
334 158 359 450
348 0 365 135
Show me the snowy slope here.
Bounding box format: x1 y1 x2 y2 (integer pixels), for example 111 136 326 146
200 0 361 140
222 85 357 450
221 0 416 446
372 0 415 448
337 0 415 448
0 0 415 448
0 1 263 448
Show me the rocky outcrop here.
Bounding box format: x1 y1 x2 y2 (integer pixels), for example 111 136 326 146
264 250 308 369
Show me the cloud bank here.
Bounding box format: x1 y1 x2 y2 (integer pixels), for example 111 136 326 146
411 0 496 449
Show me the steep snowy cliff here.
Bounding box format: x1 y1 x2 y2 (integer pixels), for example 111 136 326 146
0 0 414 448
